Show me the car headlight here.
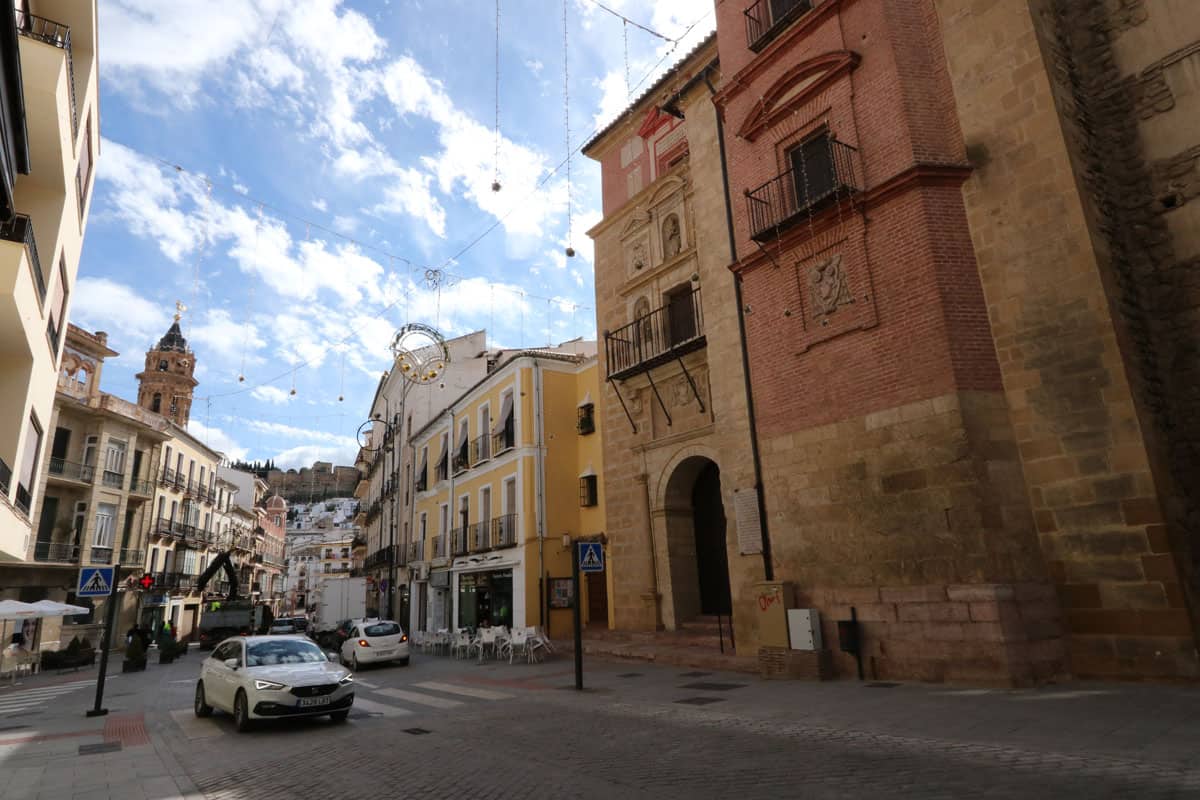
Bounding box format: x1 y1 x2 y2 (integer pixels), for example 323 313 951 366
339 674 354 686
254 679 286 690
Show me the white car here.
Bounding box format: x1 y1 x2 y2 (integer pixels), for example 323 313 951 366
339 620 410 669
195 635 354 731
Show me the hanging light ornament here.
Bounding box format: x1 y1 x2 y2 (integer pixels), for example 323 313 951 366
491 0 502 193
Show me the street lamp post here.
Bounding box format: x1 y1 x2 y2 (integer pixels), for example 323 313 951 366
357 323 449 627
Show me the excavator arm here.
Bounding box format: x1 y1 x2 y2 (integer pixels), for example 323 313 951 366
195 551 241 600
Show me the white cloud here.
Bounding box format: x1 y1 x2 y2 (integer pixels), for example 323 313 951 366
272 443 359 471
311 198 328 212
244 420 356 447
70 277 166 350
187 420 248 461
251 386 291 405
188 307 264 366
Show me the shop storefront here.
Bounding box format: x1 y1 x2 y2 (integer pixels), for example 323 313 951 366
456 569 513 630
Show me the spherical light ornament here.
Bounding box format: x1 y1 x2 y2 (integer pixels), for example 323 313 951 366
389 323 449 388
565 246 576 258
491 180 502 192
238 374 245 383
289 388 297 396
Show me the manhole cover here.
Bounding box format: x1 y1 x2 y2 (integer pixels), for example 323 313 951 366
678 671 711 678
674 697 725 706
678 682 747 692
866 682 900 688
79 742 122 755
403 728 432 735
617 673 643 678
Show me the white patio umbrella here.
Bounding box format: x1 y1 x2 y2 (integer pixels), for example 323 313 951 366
0 600 39 652
26 600 90 617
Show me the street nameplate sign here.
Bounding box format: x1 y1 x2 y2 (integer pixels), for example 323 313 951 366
579 542 604 573
77 566 115 598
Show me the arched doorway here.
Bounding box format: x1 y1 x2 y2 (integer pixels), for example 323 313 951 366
661 456 732 626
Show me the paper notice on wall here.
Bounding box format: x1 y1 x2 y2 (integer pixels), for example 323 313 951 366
734 488 763 555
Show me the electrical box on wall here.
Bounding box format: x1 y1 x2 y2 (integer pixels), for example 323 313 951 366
787 608 822 651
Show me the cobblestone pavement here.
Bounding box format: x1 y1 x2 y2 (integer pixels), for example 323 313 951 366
4 649 1200 798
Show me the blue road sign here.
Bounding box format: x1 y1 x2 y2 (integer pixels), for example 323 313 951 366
578 542 604 573
77 566 115 598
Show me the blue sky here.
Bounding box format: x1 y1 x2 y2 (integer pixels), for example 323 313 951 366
72 0 713 468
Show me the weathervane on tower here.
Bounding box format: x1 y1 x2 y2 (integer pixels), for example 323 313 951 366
174 300 187 322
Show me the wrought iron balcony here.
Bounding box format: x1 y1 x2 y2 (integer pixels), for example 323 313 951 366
491 424 515 456
452 450 469 476
160 467 176 487
152 517 184 539
0 456 10 499
48 458 94 484
33 541 80 563
118 547 144 565
15 10 78 136
604 286 705 381
407 541 421 562
434 457 448 483
0 214 44 302
89 546 113 565
432 535 447 559
470 433 491 464
101 469 124 489
471 521 490 552
746 138 860 242
744 0 813 51
450 527 468 557
492 513 518 549
128 476 154 497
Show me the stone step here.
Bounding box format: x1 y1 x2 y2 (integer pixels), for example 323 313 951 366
571 638 758 675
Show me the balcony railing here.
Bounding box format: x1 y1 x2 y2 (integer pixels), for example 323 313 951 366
160 467 176 487
33 541 80 563
492 513 518 549
49 458 95 484
153 517 184 540
432 535 447 559
746 138 860 242
450 527 468 557
15 10 78 136
434 458 448 483
129 476 154 497
471 521 490 552
14 484 30 515
101 469 125 489
407 541 421 562
118 547 144 565
89 546 113 564
452 449 469 475
470 433 491 465
491 425 515 457
0 214 44 302
0 456 10 499
604 286 705 381
744 0 813 51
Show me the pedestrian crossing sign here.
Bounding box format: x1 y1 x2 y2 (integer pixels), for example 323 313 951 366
77 566 115 598
578 542 604 573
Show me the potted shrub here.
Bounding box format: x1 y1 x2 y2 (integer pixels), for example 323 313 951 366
123 637 147 673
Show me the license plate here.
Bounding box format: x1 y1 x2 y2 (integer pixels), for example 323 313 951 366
378 650 394 657
298 696 331 707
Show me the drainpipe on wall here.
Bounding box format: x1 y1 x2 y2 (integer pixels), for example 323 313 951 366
445 405 455 631
534 360 548 628
704 67 774 581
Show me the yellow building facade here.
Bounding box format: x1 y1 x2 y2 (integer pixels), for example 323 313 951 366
409 345 606 639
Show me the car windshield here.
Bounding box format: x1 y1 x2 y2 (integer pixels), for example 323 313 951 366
364 622 402 637
246 639 326 666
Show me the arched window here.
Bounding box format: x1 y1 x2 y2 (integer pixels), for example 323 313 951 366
150 393 162 413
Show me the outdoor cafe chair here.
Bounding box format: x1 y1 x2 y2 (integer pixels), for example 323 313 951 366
451 630 472 659
476 627 497 662
508 627 532 664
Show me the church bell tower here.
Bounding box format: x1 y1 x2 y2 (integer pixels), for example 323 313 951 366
136 301 198 427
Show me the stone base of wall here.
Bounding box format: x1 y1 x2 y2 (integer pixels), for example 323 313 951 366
758 646 833 680
796 582 1067 686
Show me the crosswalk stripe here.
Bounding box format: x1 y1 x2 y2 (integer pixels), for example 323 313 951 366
413 682 513 701
376 688 463 709
351 697 411 717
0 684 91 699
356 680 380 689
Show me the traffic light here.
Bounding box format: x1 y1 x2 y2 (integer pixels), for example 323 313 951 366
138 573 155 591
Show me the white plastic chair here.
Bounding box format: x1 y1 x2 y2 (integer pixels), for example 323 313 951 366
476 627 497 662
508 628 530 664
451 630 472 659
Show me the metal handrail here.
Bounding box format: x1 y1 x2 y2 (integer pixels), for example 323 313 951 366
433 535 447 559
604 285 704 379
744 0 813 51
471 521 490 552
450 527 468 556
129 476 154 496
0 215 44 301
15 10 78 137
491 425 515 456
89 546 113 564
470 433 491 464
49 457 95 483
407 541 421 562
118 547 144 565
452 451 469 475
746 138 860 241
101 469 124 488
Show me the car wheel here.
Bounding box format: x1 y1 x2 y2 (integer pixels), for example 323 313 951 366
329 710 350 723
194 681 213 718
233 690 252 733
351 652 360 671
395 657 410 667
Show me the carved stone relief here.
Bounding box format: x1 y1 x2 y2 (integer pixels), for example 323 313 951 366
809 253 853 317
629 240 648 272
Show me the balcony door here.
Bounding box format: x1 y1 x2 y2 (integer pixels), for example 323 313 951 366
790 133 836 210
50 427 70 472
664 284 698 348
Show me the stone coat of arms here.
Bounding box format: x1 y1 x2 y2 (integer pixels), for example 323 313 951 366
809 254 853 317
